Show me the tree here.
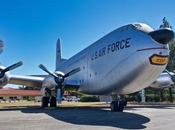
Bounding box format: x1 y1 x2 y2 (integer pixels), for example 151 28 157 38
159 17 172 29
159 17 175 102
159 17 175 71
166 41 175 71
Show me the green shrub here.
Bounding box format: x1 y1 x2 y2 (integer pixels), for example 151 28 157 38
146 95 160 102
80 95 99 102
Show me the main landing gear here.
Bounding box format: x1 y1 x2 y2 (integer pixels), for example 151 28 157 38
41 96 57 108
110 96 127 112
50 96 57 107
41 96 49 108
41 88 57 108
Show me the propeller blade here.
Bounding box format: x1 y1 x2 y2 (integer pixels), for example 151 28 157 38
2 61 23 73
38 64 58 78
64 67 81 78
165 69 173 76
165 69 175 82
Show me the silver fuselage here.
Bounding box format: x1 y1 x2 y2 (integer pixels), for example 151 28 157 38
57 23 169 95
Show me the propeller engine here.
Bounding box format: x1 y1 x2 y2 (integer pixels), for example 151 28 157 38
164 69 175 83
0 61 23 88
38 64 80 97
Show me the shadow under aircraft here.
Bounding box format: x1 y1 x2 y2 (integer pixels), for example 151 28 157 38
0 105 150 129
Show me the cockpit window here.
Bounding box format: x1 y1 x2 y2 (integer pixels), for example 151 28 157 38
133 23 154 33
134 24 142 28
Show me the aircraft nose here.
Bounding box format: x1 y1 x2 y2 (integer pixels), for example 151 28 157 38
148 28 174 44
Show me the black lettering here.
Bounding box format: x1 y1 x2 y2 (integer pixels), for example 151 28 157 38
107 44 111 53
111 43 115 52
120 40 125 49
92 38 131 61
98 49 101 57
99 49 103 57
115 41 120 50
102 47 106 55
98 47 106 57
125 38 131 48
95 51 98 59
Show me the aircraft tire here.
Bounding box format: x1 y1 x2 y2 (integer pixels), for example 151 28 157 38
50 96 57 107
118 100 124 112
41 96 49 108
123 100 127 106
110 100 124 112
110 101 116 111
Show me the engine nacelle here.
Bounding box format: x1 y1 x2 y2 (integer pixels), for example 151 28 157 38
0 66 10 88
42 75 57 90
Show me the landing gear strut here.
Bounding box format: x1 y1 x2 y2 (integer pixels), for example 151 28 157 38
41 87 61 108
110 96 126 112
50 96 57 107
41 96 49 108
41 88 51 108
41 96 57 108
39 64 80 109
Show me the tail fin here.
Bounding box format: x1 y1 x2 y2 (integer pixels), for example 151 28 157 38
55 38 67 70
56 38 61 70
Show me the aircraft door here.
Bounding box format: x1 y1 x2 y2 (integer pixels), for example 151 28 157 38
80 53 88 88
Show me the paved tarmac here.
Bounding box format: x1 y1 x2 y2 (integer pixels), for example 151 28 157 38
0 104 175 130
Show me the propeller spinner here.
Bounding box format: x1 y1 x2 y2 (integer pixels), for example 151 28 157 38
38 64 80 85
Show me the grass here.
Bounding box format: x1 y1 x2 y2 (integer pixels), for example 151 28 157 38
0 101 41 107
59 101 109 108
0 101 109 108
1 101 175 109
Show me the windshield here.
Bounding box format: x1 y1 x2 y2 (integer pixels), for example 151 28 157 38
133 23 154 33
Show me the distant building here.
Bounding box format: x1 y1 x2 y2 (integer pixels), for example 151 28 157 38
0 88 42 102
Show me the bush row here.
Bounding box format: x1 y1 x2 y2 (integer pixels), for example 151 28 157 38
80 95 99 102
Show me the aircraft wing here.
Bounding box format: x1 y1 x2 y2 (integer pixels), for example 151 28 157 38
9 75 45 87
0 61 80 89
8 75 80 89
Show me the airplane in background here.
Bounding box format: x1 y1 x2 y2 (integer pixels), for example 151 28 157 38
0 23 174 112
150 69 175 89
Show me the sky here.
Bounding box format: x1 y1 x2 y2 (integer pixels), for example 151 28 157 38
0 0 175 78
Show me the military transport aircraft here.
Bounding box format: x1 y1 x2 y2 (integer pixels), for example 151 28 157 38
0 23 174 112
150 69 175 89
